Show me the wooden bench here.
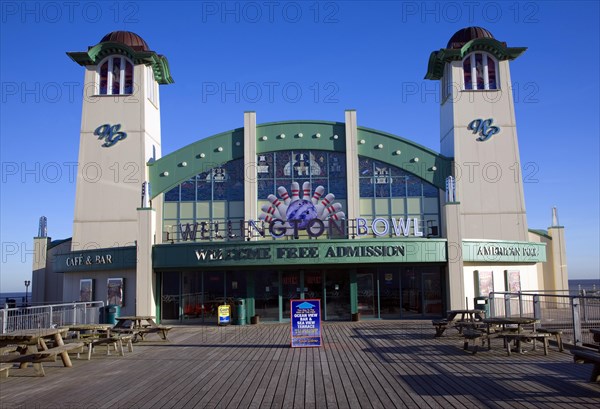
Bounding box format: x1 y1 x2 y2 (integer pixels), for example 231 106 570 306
137 325 172 341
499 332 549 356
0 343 84 376
537 328 564 352
455 321 487 334
462 329 489 354
0 364 10 378
71 333 134 360
432 319 450 337
572 349 600 382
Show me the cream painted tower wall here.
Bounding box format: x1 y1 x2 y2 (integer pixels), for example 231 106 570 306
72 64 162 250
440 60 528 241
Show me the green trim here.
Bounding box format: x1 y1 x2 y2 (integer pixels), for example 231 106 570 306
357 126 452 190
148 120 452 198
48 237 70 250
350 269 357 314
67 42 174 84
255 120 346 153
148 127 244 199
462 240 546 263
53 246 137 272
425 38 527 80
153 238 448 269
156 272 161 324
528 229 552 240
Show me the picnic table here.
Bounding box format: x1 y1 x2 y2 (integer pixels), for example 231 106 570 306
432 309 485 337
482 317 549 355
112 316 172 341
0 328 83 376
572 328 600 382
62 324 132 360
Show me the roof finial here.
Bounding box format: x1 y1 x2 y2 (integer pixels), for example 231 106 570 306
38 216 47 237
551 207 559 227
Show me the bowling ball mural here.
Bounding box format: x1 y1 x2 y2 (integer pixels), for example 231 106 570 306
258 182 345 233
286 199 318 229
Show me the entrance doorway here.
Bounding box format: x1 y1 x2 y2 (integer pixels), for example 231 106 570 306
324 270 350 320
254 270 279 321
357 271 376 318
159 266 444 323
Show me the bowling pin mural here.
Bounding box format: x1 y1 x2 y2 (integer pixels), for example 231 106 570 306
258 183 346 237
277 186 291 205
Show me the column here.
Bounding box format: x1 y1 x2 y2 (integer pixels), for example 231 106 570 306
444 202 466 309
548 226 568 291
244 111 258 238
136 207 156 316
344 110 360 223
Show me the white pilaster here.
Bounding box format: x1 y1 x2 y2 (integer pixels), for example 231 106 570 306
136 207 156 316
344 110 359 223
244 112 258 239
444 202 466 309
548 226 568 291
31 237 49 304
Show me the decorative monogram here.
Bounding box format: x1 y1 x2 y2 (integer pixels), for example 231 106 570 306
467 118 500 142
94 124 127 147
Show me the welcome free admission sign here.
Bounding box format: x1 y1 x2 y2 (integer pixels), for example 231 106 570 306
290 299 322 348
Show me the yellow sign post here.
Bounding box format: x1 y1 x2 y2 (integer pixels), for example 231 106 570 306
218 305 231 325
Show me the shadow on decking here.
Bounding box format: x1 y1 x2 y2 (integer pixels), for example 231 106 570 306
397 371 599 400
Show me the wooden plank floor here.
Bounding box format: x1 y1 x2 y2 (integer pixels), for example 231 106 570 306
1 321 599 408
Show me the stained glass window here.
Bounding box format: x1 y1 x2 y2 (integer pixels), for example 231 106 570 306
162 158 245 242
358 156 441 236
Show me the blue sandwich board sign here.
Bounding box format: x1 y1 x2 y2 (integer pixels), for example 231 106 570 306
290 299 322 348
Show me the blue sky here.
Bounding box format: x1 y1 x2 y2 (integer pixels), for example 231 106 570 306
1 1 599 292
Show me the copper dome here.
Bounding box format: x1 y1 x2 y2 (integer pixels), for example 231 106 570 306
446 27 494 49
100 31 149 51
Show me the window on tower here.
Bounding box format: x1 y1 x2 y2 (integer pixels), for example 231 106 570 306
463 52 497 90
97 56 134 95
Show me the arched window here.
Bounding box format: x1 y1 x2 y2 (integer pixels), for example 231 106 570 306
97 56 134 95
463 52 497 90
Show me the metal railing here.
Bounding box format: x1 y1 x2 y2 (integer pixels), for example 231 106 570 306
488 291 600 347
0 301 104 334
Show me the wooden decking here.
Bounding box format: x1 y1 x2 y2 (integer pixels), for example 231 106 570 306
1 321 599 408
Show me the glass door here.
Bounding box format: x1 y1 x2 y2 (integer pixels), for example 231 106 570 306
304 271 323 300
401 269 422 318
182 272 203 323
379 269 400 318
357 271 376 318
423 271 443 316
161 272 181 322
325 270 350 320
255 270 280 321
281 271 301 320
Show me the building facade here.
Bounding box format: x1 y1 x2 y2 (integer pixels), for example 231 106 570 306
32 27 568 323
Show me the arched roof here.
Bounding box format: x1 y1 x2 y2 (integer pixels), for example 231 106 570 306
148 121 452 199
425 26 526 80
447 26 495 49
100 31 150 51
66 31 174 84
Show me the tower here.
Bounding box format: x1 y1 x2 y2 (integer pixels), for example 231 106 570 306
67 31 173 250
426 27 528 241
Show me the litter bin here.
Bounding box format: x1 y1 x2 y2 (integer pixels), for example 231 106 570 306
474 297 489 317
234 298 246 325
103 304 121 325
